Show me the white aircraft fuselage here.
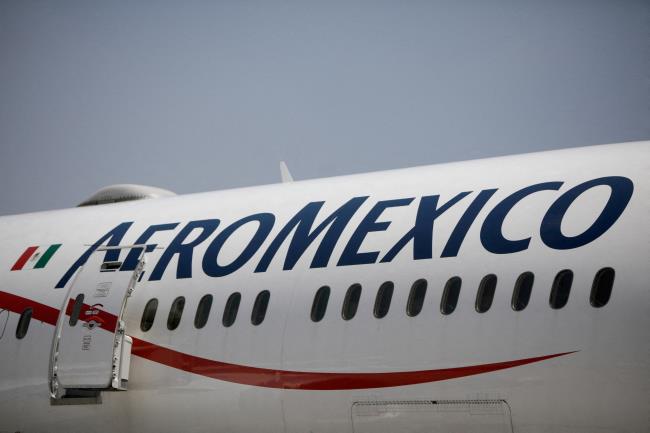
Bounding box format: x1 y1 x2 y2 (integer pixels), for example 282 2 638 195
0 142 648 433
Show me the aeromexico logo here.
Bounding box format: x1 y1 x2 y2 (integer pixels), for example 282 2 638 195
55 176 633 289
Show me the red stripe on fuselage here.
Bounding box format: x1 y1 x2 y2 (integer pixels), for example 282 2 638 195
0 290 60 323
0 290 576 390
11 246 38 271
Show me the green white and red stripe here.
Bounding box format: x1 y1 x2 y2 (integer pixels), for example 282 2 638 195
11 244 62 271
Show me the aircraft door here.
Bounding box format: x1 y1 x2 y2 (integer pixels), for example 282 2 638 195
49 246 145 399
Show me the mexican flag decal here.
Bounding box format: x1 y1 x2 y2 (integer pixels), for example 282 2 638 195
11 244 62 271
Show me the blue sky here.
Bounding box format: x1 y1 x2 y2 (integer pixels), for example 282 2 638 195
1 1 648 215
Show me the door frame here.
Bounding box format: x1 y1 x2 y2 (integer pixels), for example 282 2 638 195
48 244 149 400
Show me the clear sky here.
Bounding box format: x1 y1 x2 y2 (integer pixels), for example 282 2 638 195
1 1 648 216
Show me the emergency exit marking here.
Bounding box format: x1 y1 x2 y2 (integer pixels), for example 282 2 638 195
82 335 92 351
94 282 112 298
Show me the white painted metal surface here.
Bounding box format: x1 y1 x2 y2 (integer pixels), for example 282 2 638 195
0 142 647 433
50 247 144 394
352 401 513 433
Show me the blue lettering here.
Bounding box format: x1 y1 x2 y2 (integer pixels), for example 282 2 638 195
541 176 634 249
441 189 497 257
255 197 368 272
55 222 133 288
121 223 179 271
338 198 414 266
149 219 220 281
203 213 275 277
381 192 470 262
481 182 563 254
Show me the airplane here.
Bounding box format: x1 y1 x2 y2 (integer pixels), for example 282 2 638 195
0 141 648 433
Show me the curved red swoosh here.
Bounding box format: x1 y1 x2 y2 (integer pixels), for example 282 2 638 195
0 290 576 390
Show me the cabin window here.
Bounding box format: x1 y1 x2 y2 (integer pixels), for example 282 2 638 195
251 290 270 326
374 281 394 319
441 276 462 315
550 269 573 309
222 292 241 327
194 294 213 329
141 298 158 332
167 296 185 330
590 267 615 308
16 307 33 339
406 279 427 317
475 274 497 313
311 286 330 322
69 293 85 327
512 272 534 311
341 283 362 321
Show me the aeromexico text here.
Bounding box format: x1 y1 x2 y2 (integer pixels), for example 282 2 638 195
55 176 633 288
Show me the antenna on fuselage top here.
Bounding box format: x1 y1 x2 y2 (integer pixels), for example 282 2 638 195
280 161 294 183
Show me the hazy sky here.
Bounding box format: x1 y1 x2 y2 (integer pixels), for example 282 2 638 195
1 1 648 216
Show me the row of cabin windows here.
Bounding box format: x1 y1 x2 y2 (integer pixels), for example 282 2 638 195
140 290 271 332
8 267 616 340
311 267 616 321
138 267 614 333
